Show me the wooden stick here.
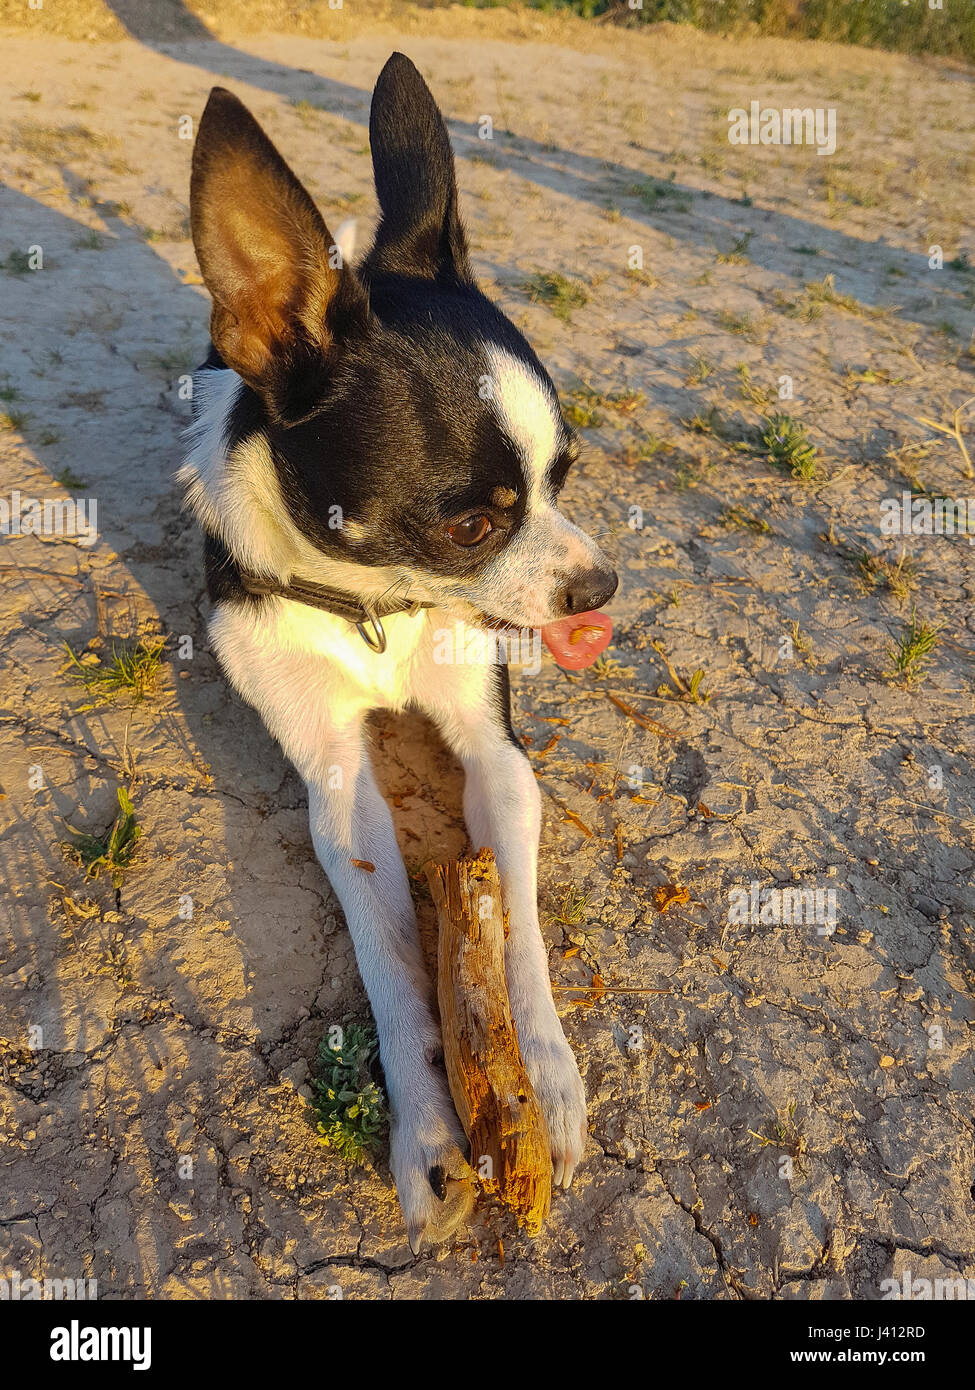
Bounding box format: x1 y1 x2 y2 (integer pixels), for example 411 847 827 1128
424 849 552 1235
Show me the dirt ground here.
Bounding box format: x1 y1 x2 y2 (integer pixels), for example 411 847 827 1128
1 4 974 1299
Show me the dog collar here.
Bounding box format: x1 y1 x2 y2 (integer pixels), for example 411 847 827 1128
238 572 434 654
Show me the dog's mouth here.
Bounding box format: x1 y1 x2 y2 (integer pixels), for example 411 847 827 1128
476 612 527 634
474 609 615 670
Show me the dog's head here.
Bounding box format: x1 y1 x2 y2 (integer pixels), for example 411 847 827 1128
188 53 617 630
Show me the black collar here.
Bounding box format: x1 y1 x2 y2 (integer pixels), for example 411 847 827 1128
238 572 434 654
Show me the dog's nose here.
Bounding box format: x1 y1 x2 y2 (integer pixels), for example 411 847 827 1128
564 566 619 615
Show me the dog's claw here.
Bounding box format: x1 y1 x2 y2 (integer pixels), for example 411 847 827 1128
391 1096 475 1253
557 1156 578 1190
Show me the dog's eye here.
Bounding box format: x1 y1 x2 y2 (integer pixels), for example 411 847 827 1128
446 514 493 547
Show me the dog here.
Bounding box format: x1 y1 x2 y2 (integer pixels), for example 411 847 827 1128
181 53 618 1251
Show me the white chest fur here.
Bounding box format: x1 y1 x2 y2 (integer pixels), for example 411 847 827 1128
210 595 440 728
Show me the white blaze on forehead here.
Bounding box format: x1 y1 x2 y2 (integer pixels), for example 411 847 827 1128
484 345 561 491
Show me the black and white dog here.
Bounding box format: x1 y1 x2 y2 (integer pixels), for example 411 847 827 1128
181 53 618 1250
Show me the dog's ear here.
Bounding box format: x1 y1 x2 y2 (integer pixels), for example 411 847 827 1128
190 87 368 425
364 53 472 284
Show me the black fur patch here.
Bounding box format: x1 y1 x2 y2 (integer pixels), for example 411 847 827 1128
203 531 262 609
363 52 472 285
489 662 523 753
188 55 579 599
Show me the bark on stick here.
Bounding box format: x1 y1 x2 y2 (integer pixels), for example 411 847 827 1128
424 848 552 1235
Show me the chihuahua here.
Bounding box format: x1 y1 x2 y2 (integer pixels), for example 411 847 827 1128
181 53 618 1250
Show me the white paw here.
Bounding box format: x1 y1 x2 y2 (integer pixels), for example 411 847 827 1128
389 1089 475 1254
519 1032 588 1188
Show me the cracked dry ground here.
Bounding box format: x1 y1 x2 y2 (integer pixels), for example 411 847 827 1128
1 18 974 1299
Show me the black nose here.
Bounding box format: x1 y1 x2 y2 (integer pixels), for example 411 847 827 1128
564 566 618 615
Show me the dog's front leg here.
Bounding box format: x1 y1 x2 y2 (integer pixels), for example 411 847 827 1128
304 728 473 1250
422 667 588 1188
209 616 470 1248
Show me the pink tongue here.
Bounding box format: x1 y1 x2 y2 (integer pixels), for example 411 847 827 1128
541 611 613 670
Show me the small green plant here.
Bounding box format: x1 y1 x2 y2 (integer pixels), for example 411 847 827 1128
888 608 941 684
652 641 711 704
716 231 754 264
590 654 632 680
735 362 773 407
291 97 324 125
151 348 197 377
622 433 672 466
763 413 818 481
748 1100 807 1174
552 886 591 927
717 309 764 341
673 457 712 491
522 271 588 322
788 620 811 656
634 433 670 459
683 403 725 437
0 409 27 432
844 367 905 388
55 466 87 488
142 227 170 243
16 120 113 163
626 177 692 214
720 505 770 533
64 787 142 888
2 250 33 275
563 389 602 428
687 353 715 385
64 635 166 702
913 397 974 479
784 273 867 321
103 928 132 986
310 1025 386 1164
609 389 645 414
853 549 918 602
625 265 659 288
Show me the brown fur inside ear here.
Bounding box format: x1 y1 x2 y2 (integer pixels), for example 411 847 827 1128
190 88 361 401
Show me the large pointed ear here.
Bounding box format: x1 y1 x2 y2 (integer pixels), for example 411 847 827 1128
363 53 472 284
190 87 368 425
